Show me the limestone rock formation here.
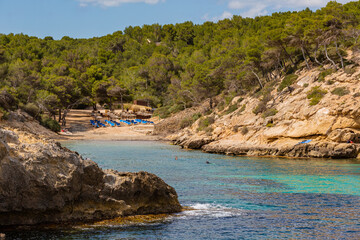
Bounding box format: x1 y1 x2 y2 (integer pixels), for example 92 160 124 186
159 65 360 159
0 127 181 226
202 141 360 159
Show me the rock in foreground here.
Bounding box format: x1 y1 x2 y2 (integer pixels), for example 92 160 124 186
0 127 181 226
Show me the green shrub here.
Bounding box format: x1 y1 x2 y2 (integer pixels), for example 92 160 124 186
40 115 61 132
307 86 327 106
217 101 225 111
253 89 272 115
123 103 132 110
237 97 244 104
285 66 296 75
331 87 350 97
317 69 335 82
192 113 202 121
262 108 278 118
253 101 267 115
237 104 246 115
23 103 40 118
168 104 184 114
225 96 234 105
353 92 360 98
0 107 9 120
204 109 213 115
266 123 274 127
278 74 298 92
180 117 193 129
233 125 240 132
153 106 171 119
225 104 238 115
309 97 323 106
240 104 246 112
180 113 202 129
256 84 274 99
241 126 249 135
198 116 215 132
204 126 213 135
224 92 238 105
344 67 356 75
326 80 334 85
303 83 309 88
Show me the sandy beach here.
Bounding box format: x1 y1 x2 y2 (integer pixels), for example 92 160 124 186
57 109 162 141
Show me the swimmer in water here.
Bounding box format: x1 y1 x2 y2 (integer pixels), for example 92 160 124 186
175 156 178 160
206 161 210 164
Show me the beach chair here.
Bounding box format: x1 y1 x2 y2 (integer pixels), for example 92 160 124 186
90 120 100 128
96 120 106 127
105 120 115 127
111 120 121 126
121 120 131 125
295 139 312 146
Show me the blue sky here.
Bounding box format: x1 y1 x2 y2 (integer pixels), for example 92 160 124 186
0 0 355 39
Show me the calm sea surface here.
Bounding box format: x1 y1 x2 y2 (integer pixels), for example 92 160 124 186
7 141 360 239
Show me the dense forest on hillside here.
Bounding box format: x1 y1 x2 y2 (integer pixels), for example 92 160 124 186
1 1 360 129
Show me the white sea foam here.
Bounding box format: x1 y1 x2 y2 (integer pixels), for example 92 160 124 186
179 203 243 219
190 203 214 210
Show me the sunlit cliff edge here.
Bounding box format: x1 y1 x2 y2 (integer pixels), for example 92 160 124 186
155 54 360 159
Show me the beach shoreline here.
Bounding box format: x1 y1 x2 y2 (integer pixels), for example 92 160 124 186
55 109 163 142
56 129 164 141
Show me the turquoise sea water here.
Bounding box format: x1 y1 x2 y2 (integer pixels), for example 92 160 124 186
7 141 360 239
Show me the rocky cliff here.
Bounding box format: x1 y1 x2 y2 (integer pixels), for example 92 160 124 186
0 116 181 226
156 61 360 159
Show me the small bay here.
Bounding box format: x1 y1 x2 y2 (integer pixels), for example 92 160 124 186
8 140 360 239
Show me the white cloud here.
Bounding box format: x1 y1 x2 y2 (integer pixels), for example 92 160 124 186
203 11 233 22
202 13 210 21
220 11 233 20
241 3 267 18
78 0 163 7
228 1 245 10
225 0 354 18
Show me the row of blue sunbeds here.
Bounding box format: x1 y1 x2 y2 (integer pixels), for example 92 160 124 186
90 119 154 128
121 119 154 125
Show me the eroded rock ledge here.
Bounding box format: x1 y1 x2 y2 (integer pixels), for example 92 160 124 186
0 127 181 226
201 141 360 159
172 134 360 159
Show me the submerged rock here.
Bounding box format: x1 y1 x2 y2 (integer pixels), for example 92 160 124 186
0 127 181 226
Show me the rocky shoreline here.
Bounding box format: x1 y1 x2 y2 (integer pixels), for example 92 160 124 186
0 114 181 227
171 134 360 159
157 67 360 160
202 141 360 159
